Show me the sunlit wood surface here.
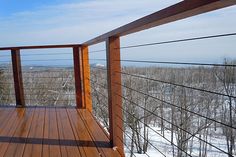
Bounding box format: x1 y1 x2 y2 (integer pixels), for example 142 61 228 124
0 107 121 157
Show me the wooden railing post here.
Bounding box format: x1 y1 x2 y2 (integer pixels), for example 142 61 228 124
73 46 83 108
81 45 92 112
11 49 25 107
106 36 124 155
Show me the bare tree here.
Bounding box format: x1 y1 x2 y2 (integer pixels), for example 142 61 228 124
214 59 236 156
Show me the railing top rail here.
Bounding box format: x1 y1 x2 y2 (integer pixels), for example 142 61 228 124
0 44 81 51
84 0 236 46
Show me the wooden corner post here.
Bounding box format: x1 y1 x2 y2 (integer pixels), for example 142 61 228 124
11 49 25 107
81 45 92 112
106 36 124 155
73 46 83 108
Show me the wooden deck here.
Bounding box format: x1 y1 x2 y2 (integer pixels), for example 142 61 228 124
0 107 121 157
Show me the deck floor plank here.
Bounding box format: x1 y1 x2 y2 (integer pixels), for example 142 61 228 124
0 107 121 157
55 108 67 157
42 108 50 157
56 108 81 157
78 109 121 157
22 108 40 157
0 108 25 156
0 108 14 134
3 108 35 157
49 108 62 157
67 108 101 157
65 109 87 157
30 108 45 157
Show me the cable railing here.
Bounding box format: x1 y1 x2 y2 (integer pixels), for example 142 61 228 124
0 61 15 106
89 72 109 131
116 79 234 155
0 1 236 157
21 50 76 107
88 32 236 55
87 12 236 157
89 60 235 156
0 45 83 107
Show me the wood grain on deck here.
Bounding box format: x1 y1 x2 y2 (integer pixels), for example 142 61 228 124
0 107 121 157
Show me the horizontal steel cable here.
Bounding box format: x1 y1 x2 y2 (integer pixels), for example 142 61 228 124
23 83 74 86
24 87 74 90
89 76 191 156
117 71 236 99
25 93 75 95
115 126 138 157
23 77 72 79
114 81 236 130
119 33 236 50
0 52 72 58
89 79 107 90
24 99 75 102
88 32 236 54
90 84 108 99
116 113 167 157
90 77 166 156
24 71 73 73
89 59 236 67
89 49 106 54
90 66 107 71
21 59 73 62
114 91 231 156
90 66 235 98
119 104 198 156
117 103 193 156
117 60 236 67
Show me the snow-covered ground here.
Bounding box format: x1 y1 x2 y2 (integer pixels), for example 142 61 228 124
124 126 231 157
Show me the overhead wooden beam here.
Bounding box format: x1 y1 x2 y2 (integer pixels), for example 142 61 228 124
81 45 92 112
73 46 83 108
84 0 236 45
11 49 25 107
106 36 124 156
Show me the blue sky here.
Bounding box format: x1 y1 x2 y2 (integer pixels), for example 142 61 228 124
0 0 80 16
0 0 236 66
0 0 54 15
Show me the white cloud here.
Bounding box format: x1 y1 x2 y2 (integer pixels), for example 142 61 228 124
0 0 236 63
0 0 180 45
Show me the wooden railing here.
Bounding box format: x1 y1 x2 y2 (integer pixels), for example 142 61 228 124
83 0 236 156
0 45 85 108
0 0 236 156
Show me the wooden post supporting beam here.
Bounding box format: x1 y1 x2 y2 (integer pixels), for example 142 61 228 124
81 45 92 112
11 49 25 107
106 36 124 155
73 46 83 108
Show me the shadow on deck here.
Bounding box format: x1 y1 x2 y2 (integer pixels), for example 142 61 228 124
0 107 121 157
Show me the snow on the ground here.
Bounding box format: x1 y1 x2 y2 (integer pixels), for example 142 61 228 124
124 126 231 157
